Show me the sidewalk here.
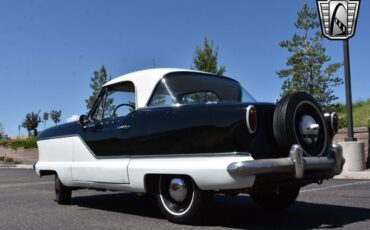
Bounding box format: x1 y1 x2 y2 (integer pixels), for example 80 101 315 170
335 168 370 180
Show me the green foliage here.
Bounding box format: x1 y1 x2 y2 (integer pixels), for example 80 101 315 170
85 65 112 114
22 112 41 137
277 3 343 109
0 137 37 150
192 37 226 76
50 110 62 125
336 99 370 128
0 122 4 139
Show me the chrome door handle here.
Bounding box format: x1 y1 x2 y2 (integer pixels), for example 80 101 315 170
117 124 131 130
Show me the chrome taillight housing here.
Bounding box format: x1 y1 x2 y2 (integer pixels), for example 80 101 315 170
246 105 257 134
331 112 339 134
324 112 339 135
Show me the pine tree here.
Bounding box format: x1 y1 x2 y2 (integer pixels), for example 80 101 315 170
277 3 343 109
193 37 226 76
85 65 114 118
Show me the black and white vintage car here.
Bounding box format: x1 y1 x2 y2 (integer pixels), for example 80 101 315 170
35 68 344 223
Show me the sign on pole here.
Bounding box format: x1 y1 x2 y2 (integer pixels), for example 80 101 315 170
317 0 360 40
317 0 360 141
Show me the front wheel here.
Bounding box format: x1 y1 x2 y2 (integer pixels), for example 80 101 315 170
55 174 72 205
157 175 212 224
249 187 300 211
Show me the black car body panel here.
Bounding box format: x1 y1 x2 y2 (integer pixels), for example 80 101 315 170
38 102 280 159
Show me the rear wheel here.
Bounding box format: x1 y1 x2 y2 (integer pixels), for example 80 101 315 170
157 175 212 224
55 174 72 205
250 187 300 211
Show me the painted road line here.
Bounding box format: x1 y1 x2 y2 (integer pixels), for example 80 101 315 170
300 181 370 193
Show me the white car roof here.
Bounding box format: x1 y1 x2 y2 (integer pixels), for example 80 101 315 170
103 68 205 108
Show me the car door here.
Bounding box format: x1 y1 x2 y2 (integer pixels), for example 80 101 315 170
72 81 136 184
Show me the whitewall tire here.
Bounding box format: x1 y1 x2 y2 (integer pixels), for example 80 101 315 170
157 175 212 224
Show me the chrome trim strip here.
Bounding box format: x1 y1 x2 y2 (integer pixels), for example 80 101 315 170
129 152 251 159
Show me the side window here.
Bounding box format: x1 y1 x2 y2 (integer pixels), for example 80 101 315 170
91 82 136 121
150 93 175 106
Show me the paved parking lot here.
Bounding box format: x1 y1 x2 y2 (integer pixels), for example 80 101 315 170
1 168 370 230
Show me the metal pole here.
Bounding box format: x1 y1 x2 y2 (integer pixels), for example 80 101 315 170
343 39 356 141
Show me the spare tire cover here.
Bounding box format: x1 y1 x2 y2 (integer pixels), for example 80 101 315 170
273 92 329 156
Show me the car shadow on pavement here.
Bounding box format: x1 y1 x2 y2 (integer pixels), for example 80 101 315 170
72 193 370 229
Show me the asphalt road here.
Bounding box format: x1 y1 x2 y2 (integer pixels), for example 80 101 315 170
1 168 370 230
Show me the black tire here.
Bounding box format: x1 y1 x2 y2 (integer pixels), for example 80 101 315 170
273 92 329 156
55 174 72 205
250 187 300 211
157 175 212 224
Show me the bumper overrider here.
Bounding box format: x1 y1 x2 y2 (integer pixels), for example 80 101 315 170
227 144 344 179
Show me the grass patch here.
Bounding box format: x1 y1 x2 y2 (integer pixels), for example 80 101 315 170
0 138 37 150
337 99 370 128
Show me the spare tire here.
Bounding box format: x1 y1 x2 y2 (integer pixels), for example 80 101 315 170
273 92 329 157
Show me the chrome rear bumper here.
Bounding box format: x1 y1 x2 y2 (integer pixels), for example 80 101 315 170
227 144 344 179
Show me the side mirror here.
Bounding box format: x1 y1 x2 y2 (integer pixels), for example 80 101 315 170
79 115 102 129
79 114 90 126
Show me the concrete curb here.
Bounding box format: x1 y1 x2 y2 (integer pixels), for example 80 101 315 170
335 171 370 180
0 164 34 169
0 164 17 168
16 164 34 169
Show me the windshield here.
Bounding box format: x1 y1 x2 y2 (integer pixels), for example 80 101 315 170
148 72 255 107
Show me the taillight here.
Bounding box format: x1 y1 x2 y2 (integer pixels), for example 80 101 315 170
246 105 257 134
331 112 339 134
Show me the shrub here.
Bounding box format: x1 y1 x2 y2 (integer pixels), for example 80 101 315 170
4 157 13 163
339 115 347 129
0 138 37 149
337 99 370 128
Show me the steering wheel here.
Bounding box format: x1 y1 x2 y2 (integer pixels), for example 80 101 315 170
112 103 135 117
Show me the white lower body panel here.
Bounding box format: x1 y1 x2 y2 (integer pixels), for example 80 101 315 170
128 156 255 192
36 136 255 192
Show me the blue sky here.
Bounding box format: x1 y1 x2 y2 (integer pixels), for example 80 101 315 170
0 0 369 136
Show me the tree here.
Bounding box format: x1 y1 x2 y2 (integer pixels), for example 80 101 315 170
85 65 111 111
277 3 343 109
50 110 62 125
22 112 41 137
192 37 226 75
0 122 4 139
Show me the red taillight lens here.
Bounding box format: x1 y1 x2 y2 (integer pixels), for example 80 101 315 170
331 112 339 134
247 105 257 134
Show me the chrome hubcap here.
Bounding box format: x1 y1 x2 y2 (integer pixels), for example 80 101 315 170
299 115 320 144
168 178 187 203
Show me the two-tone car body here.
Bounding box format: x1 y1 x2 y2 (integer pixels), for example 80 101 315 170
35 68 344 223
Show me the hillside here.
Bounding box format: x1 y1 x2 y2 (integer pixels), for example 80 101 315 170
337 99 370 128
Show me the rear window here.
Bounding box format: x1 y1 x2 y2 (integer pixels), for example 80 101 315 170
148 72 254 106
